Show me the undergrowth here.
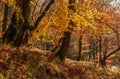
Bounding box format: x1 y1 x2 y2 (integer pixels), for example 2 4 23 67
0 44 119 79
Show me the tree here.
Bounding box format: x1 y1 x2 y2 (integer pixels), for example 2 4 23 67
2 0 54 46
98 8 120 66
2 2 9 32
53 0 76 61
90 0 120 66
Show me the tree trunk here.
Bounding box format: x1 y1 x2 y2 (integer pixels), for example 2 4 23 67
54 0 75 61
98 37 102 65
98 37 107 67
77 35 82 61
2 3 9 32
55 30 72 61
99 58 106 67
2 0 30 46
2 0 54 46
12 0 31 46
100 47 120 67
2 12 17 43
13 25 25 46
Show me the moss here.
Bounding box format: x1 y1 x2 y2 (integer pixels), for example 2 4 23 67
0 73 4 79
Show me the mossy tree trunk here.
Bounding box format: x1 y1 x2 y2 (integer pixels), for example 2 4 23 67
2 0 31 46
2 0 54 46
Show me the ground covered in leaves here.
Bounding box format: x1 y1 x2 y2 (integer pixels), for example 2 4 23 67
0 44 120 79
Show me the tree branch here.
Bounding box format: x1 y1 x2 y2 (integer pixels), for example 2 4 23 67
29 0 54 31
104 47 120 60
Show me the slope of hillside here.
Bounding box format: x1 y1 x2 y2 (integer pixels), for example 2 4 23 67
0 44 120 79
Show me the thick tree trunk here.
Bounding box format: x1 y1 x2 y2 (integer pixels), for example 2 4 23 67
2 12 17 43
2 0 54 46
2 0 30 46
12 0 31 46
55 30 72 61
54 0 75 61
13 25 25 46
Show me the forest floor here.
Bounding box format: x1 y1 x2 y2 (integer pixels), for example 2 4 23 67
0 44 120 79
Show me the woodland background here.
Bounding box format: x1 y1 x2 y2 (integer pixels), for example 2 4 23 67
0 0 120 79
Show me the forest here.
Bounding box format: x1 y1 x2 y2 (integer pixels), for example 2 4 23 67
0 0 120 79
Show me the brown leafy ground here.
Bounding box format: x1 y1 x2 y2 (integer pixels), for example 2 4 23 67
0 44 120 79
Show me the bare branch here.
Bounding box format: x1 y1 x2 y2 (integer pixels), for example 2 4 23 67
29 0 54 31
104 47 120 60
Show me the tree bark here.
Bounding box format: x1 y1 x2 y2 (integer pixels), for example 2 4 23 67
2 12 17 43
77 35 82 61
98 37 102 65
2 3 9 32
2 0 30 46
2 0 54 46
55 29 72 61
54 0 75 61
29 0 54 31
